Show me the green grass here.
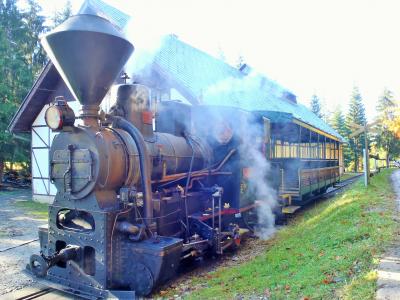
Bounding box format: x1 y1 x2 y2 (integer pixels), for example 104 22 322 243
14 200 49 219
0 189 28 196
186 169 398 300
340 172 362 181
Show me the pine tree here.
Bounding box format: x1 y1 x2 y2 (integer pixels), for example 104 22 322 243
374 88 400 167
0 0 46 182
23 0 47 74
330 109 346 137
310 94 323 119
345 86 367 172
330 108 352 168
52 0 72 27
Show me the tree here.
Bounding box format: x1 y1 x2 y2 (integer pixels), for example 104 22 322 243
310 94 323 119
23 0 47 74
0 0 46 182
330 109 347 138
345 86 367 172
51 0 72 27
374 88 400 167
386 108 400 140
330 108 352 168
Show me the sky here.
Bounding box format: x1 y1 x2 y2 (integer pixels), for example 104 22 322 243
32 0 400 121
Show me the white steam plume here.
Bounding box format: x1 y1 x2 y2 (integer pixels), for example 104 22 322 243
123 18 165 79
239 128 277 240
203 72 279 240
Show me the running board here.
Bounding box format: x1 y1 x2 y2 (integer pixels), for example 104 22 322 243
282 206 301 214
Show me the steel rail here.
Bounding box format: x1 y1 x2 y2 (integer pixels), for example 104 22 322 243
15 288 54 300
310 173 363 202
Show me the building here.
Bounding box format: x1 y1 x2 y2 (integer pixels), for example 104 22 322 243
8 0 343 203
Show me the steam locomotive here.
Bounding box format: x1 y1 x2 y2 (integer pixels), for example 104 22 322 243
28 13 341 299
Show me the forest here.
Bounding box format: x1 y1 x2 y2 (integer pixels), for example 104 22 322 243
310 88 400 172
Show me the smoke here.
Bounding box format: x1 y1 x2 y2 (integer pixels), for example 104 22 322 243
123 18 166 80
203 71 286 110
193 105 278 240
202 72 280 240
238 116 278 240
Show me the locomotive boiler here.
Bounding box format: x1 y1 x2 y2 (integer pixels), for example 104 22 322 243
28 13 261 298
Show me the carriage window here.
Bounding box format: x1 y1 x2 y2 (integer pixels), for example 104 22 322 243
326 143 330 159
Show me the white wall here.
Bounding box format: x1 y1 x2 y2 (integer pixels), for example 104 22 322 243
31 104 55 202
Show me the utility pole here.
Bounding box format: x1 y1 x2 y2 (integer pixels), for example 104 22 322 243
362 149 369 186
349 120 379 186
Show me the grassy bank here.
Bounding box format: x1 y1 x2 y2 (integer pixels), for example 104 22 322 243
187 169 398 299
340 172 362 181
14 200 48 219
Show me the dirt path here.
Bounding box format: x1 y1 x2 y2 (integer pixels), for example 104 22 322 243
0 190 47 296
376 170 400 300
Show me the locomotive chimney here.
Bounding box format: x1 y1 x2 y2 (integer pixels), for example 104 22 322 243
41 13 134 126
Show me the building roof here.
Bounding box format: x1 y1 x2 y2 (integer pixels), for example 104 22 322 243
152 35 343 140
78 0 130 29
9 2 343 142
9 62 58 133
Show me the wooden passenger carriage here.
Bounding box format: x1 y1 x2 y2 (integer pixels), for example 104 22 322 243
258 111 343 211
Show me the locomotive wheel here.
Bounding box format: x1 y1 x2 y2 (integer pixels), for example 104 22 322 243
129 263 154 296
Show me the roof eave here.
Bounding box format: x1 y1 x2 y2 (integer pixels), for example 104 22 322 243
8 61 55 133
292 118 343 142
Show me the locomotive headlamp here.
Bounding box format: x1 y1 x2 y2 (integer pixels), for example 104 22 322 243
45 96 75 131
45 106 62 130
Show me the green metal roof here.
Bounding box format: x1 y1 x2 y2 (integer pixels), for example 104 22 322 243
79 0 130 29
151 35 344 141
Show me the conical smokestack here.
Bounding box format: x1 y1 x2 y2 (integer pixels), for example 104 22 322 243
41 14 134 108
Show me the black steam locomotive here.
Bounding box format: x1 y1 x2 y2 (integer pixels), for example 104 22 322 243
28 12 341 299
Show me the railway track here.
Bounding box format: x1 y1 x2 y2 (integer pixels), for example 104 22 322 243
13 288 54 300
313 173 363 200
4 286 83 300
